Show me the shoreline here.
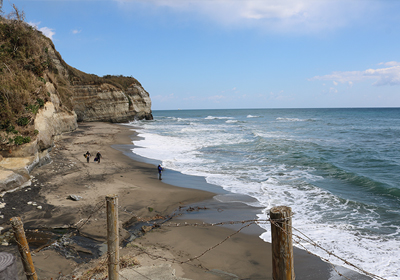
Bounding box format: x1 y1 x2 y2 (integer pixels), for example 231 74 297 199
0 122 371 279
116 123 372 280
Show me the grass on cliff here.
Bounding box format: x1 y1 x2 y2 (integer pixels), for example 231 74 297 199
0 5 143 152
0 6 52 149
67 66 142 91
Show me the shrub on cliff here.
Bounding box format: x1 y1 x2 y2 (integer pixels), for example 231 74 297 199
0 5 51 150
0 4 149 151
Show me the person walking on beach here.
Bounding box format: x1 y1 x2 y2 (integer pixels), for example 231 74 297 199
158 164 163 180
85 151 91 163
95 151 102 163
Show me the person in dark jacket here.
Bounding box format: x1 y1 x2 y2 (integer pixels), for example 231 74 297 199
85 151 91 163
158 164 163 180
96 151 102 163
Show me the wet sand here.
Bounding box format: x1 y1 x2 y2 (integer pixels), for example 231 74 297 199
0 122 371 279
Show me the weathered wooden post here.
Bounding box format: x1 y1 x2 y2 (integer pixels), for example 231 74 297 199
270 206 294 280
106 194 119 280
10 217 38 280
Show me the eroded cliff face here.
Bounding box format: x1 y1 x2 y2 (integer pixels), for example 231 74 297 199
0 92 78 192
72 83 152 123
0 20 153 191
44 39 153 123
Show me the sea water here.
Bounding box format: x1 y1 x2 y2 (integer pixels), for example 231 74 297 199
126 108 400 280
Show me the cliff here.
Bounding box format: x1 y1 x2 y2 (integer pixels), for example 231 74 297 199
72 83 152 123
0 9 153 191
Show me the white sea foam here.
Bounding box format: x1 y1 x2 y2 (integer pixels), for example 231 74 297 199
205 116 234 120
252 130 288 139
127 112 400 280
131 132 202 164
255 181 400 280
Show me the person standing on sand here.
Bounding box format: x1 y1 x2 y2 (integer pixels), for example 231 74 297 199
158 164 163 180
85 151 91 163
96 151 102 163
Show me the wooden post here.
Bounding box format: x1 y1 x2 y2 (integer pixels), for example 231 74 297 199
270 206 294 280
106 195 119 280
10 217 38 280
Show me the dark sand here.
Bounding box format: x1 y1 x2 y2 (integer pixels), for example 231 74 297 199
0 122 372 279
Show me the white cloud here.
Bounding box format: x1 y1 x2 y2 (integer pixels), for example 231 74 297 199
115 0 379 33
39 27 55 40
378 61 400 67
310 62 400 86
28 21 40 28
72 29 82 34
28 21 55 40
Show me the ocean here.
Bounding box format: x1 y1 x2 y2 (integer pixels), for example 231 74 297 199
126 108 400 280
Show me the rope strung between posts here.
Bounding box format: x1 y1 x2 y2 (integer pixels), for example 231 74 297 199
75 200 106 232
269 218 388 280
183 221 255 264
117 203 183 224
131 245 255 280
9 201 389 280
12 247 38 279
117 264 152 280
13 239 37 277
131 243 266 280
145 213 388 280
113 203 389 280
162 218 269 228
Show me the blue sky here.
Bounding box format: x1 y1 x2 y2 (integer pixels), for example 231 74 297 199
3 0 400 110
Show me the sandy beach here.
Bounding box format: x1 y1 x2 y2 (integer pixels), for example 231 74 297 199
0 122 372 279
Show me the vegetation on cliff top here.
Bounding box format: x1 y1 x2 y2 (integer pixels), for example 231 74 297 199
0 5 142 151
0 6 50 149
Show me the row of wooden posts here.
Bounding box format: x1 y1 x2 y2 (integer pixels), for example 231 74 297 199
8 195 294 280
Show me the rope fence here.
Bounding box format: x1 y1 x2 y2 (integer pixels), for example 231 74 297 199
8 197 389 280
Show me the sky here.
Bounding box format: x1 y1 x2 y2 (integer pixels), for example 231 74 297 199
2 0 400 110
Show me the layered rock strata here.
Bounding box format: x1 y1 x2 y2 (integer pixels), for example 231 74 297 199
0 20 153 191
72 83 152 122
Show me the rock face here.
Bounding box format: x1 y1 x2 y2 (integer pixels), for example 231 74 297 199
46 40 153 123
0 91 78 192
0 26 153 191
36 84 79 153
72 83 152 122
